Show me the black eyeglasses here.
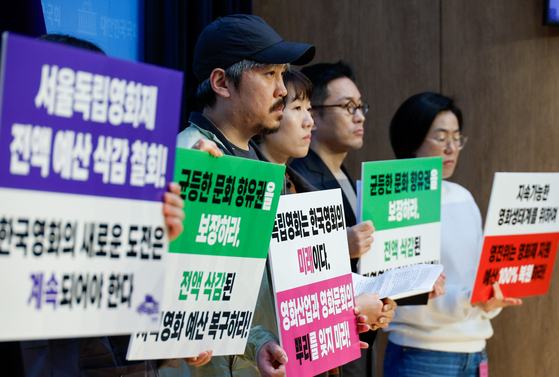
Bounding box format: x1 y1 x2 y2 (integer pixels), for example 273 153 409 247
313 101 369 115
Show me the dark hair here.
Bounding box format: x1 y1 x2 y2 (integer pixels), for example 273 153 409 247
284 69 313 102
37 34 105 54
300 60 355 106
389 92 463 159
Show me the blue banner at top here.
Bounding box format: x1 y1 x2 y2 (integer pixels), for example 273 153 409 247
41 0 143 61
0 33 183 202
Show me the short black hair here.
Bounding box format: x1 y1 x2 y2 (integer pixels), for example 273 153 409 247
389 92 463 159
284 69 313 102
300 61 355 106
195 60 271 109
37 34 105 54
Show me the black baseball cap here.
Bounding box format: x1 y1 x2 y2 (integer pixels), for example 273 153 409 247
193 14 316 82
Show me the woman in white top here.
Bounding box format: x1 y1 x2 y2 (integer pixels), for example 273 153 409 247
383 92 522 377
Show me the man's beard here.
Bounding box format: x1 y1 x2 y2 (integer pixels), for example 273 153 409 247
251 97 286 136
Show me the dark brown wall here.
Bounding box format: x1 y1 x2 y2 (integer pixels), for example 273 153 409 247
255 0 441 179
442 2 559 376
254 1 559 376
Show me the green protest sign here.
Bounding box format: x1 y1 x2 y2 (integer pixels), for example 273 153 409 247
127 148 286 359
358 157 442 277
361 157 442 231
170 148 285 259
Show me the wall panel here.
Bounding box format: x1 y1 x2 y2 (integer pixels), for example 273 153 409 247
442 1 559 376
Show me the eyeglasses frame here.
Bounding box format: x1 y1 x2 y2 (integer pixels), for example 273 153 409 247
313 100 369 115
428 135 468 150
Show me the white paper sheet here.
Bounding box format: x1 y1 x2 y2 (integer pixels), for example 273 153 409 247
352 264 443 300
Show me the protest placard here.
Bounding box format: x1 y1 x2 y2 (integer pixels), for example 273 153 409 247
126 148 285 359
0 33 183 340
471 173 559 302
358 158 443 297
268 189 360 376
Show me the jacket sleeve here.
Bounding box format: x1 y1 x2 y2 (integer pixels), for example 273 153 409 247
241 325 279 364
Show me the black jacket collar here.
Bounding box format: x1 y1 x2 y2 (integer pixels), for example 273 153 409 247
188 112 268 161
300 149 356 191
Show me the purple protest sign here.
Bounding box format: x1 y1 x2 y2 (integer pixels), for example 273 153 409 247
0 32 182 202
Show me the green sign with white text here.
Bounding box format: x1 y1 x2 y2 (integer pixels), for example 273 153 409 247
361 157 442 231
170 147 285 259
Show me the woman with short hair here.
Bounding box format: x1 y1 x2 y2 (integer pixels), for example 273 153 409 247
383 92 522 377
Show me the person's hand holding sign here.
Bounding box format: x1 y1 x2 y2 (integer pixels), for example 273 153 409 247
192 138 224 157
472 283 523 313
163 182 185 241
184 350 213 367
347 220 375 259
353 306 371 348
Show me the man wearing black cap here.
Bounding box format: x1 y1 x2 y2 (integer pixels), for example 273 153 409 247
178 14 315 155
176 14 315 377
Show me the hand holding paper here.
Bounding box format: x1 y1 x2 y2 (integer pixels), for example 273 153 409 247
428 272 446 299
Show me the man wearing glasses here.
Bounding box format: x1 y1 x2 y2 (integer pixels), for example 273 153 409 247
290 61 378 377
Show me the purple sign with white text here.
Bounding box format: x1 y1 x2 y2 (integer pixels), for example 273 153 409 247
0 32 182 201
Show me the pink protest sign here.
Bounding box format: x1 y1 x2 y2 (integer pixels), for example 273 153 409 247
269 189 360 376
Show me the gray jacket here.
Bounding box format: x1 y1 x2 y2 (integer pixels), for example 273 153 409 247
173 114 278 377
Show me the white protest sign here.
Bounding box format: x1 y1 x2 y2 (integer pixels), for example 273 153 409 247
269 189 361 376
471 173 559 302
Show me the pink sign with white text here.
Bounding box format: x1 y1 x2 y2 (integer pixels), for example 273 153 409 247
269 190 360 376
